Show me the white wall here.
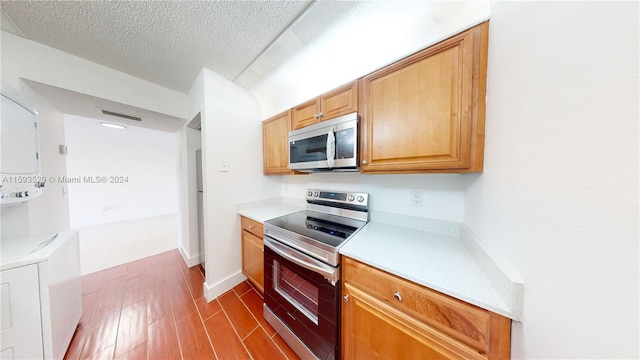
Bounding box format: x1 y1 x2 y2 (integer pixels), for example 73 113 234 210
464 2 639 358
0 80 70 239
281 173 466 222
25 85 71 235
247 1 490 119
1 31 188 119
64 114 178 227
0 31 189 273
63 114 179 274
0 205 29 239
195 69 282 300
177 71 206 266
75 214 178 275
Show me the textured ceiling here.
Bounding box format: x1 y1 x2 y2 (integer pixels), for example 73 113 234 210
0 0 314 94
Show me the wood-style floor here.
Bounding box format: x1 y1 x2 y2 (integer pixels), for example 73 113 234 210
64 249 300 360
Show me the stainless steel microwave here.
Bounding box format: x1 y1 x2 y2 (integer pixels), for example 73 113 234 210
288 112 359 171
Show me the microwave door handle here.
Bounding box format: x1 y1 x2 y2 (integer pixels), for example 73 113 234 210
326 129 335 168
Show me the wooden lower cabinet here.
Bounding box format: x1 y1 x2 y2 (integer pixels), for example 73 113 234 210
240 216 264 293
341 257 511 360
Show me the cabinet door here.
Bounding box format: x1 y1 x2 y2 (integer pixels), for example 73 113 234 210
241 230 264 293
1 265 44 360
263 110 292 175
342 283 485 360
291 99 320 131
360 22 488 173
319 80 358 121
291 81 358 130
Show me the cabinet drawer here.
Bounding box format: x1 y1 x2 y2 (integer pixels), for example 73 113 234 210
343 257 492 353
240 216 263 238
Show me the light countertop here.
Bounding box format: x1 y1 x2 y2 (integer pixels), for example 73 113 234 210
236 200 522 320
340 216 522 320
237 197 305 223
1 230 79 271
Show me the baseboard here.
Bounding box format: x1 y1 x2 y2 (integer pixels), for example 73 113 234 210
178 246 201 268
203 270 247 301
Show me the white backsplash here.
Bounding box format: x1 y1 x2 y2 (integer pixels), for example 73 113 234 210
0 202 30 239
369 210 461 238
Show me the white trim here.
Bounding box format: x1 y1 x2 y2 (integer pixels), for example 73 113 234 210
178 245 201 268
203 271 247 301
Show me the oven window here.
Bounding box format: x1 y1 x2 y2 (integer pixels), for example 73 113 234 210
273 260 319 325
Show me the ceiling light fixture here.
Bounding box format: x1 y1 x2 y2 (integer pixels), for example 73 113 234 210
100 122 127 130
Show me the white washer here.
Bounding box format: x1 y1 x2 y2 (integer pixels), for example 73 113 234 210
1 230 82 360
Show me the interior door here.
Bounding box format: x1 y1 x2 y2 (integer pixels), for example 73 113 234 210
196 149 205 267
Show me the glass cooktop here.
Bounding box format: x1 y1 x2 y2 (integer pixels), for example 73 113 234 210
265 210 367 249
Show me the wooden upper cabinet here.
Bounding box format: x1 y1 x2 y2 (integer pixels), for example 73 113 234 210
359 21 488 173
262 110 292 175
320 81 358 121
291 81 358 130
290 99 320 131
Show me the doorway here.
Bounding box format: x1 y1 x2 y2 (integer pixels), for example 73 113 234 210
186 113 204 269
195 149 204 268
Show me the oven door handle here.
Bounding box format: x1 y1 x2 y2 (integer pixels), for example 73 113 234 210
264 237 339 284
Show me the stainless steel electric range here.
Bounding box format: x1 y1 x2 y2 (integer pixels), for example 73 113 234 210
263 189 369 360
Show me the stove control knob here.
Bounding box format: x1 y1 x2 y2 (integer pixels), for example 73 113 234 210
307 191 313 197
314 192 319 197
348 195 355 202
357 195 365 203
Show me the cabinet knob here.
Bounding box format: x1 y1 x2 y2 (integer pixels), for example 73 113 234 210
393 291 402 301
343 294 349 302
318 112 324 118
361 160 367 165
314 114 320 119
249 225 254 230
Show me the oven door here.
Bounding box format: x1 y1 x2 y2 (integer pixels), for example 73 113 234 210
264 237 340 360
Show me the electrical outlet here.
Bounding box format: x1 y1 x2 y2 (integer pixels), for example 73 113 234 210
410 191 423 207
